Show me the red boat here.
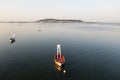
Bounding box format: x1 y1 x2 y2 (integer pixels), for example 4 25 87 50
54 44 65 71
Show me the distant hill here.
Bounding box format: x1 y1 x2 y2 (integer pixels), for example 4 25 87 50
35 18 84 23
0 19 119 26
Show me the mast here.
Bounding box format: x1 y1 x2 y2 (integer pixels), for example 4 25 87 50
57 44 61 58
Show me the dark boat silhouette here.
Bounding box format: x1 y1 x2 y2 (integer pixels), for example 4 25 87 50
9 34 16 44
54 44 66 73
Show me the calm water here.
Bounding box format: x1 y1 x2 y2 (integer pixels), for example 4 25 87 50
0 23 120 80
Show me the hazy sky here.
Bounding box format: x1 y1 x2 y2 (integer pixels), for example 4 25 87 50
0 0 120 22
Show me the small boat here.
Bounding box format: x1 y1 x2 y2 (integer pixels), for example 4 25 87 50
54 44 65 72
9 34 16 44
38 29 42 31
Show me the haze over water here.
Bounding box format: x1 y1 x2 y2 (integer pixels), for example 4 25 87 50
0 23 120 80
0 0 120 22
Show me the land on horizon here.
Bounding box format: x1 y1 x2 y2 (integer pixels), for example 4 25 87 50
0 18 84 23
0 18 119 25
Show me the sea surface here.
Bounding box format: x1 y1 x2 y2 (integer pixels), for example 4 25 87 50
0 23 120 80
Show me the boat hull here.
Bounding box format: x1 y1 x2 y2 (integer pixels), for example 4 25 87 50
9 38 15 44
54 54 65 71
54 61 65 71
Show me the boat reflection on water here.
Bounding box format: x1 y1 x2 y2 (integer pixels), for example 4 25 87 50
54 44 66 74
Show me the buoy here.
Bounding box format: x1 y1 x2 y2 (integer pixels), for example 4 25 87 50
63 70 66 74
